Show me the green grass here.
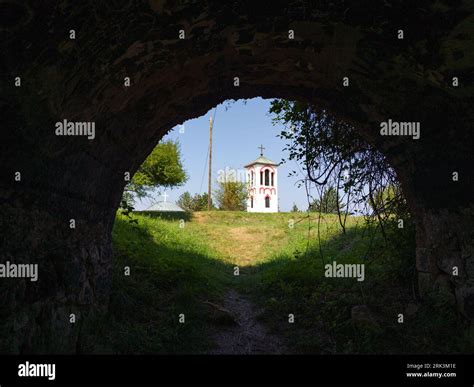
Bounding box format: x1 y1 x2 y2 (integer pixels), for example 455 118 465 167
89 210 473 354
92 213 233 353
244 218 473 354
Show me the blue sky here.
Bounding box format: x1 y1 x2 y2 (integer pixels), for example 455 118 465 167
135 98 312 212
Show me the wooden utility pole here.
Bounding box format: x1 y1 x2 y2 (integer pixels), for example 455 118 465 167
207 115 213 211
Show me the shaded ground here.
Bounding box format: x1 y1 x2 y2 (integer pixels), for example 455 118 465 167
207 289 287 354
189 211 348 354
191 212 314 353
105 211 470 355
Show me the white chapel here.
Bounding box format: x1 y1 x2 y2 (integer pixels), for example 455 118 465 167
244 145 279 213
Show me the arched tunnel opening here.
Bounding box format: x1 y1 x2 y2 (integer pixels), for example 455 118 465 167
0 0 473 366
109 96 421 355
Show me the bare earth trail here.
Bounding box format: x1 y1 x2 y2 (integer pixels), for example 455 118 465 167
208 289 287 354
191 212 289 354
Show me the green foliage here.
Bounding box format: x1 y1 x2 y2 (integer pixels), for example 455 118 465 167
269 99 401 218
269 98 413 267
214 181 247 211
133 140 187 190
121 140 187 213
119 193 138 224
309 186 342 214
177 192 214 212
291 203 299 212
369 184 407 216
176 192 193 212
192 192 212 211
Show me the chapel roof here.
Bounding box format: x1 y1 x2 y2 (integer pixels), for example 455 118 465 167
244 155 279 168
145 201 185 212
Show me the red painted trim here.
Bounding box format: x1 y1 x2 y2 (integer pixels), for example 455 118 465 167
259 187 276 195
260 165 275 172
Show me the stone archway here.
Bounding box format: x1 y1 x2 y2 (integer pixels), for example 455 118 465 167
1 1 473 353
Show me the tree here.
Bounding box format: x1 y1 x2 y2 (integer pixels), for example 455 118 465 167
291 203 299 212
132 140 187 194
309 186 342 214
370 185 398 214
176 192 194 212
122 140 187 208
192 192 214 211
214 181 247 211
177 192 214 212
269 99 406 233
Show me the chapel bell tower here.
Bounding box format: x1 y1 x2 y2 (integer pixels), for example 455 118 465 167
244 145 279 213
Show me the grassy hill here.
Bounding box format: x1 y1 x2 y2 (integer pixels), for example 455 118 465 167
89 211 472 354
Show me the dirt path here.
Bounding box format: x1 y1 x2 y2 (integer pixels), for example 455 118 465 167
192 212 288 353
208 289 287 354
